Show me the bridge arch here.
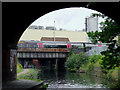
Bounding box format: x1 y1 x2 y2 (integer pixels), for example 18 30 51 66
2 2 120 82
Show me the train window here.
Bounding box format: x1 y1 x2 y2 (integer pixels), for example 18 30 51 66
26 44 29 48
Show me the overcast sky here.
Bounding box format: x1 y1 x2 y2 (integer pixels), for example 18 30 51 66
30 7 104 31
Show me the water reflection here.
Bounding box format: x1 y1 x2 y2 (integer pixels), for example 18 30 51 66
37 68 110 89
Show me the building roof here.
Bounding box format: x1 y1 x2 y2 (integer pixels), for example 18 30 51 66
19 29 88 42
41 37 70 42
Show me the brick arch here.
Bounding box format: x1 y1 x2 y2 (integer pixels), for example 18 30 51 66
2 2 120 82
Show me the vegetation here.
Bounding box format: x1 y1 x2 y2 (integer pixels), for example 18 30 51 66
85 13 120 88
17 60 24 73
66 48 119 86
41 83 49 89
65 51 89 72
86 54 102 73
89 54 102 63
17 68 41 82
17 68 50 89
87 13 120 73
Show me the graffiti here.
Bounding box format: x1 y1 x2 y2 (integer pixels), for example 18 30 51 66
10 49 17 71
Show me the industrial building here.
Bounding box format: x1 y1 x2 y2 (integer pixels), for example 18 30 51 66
85 15 98 32
19 29 88 42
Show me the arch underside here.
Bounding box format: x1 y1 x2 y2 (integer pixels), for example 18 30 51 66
2 2 120 81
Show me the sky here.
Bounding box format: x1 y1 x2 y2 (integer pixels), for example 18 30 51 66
30 7 104 31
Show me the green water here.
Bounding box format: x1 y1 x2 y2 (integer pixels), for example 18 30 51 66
18 68 119 89
37 69 118 89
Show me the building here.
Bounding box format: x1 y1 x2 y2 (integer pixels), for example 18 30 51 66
38 26 44 30
19 29 88 42
28 25 44 30
45 26 56 30
41 37 70 42
86 16 98 32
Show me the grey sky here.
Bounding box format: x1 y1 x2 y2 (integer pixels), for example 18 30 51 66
30 7 104 31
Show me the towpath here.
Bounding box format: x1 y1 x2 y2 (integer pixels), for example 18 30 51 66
17 69 29 76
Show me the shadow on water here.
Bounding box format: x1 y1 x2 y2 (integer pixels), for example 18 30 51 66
37 67 66 81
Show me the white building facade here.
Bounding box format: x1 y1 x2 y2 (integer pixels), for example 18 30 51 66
87 16 98 32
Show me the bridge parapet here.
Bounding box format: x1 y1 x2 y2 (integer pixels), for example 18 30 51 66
17 52 67 59
17 48 70 52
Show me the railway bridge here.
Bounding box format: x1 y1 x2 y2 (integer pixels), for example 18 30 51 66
17 48 69 59
17 47 70 70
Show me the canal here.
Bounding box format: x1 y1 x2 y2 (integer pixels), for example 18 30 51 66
18 59 117 89
36 68 111 89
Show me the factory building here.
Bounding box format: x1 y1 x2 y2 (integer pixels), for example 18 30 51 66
86 16 98 32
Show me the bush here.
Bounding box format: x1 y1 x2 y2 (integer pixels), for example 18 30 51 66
86 63 94 73
65 52 89 71
17 69 41 82
17 60 24 73
89 54 102 63
86 54 103 74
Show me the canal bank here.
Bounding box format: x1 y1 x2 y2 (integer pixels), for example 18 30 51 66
65 50 120 89
9 68 49 90
2 79 44 90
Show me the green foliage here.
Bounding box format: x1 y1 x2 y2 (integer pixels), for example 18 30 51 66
90 13 120 43
41 83 49 89
118 34 120 46
86 63 94 73
107 67 119 82
100 51 120 73
87 31 100 44
65 52 89 71
89 54 102 63
17 69 41 82
87 13 120 44
87 13 120 72
17 60 24 73
17 67 24 74
67 47 74 57
86 54 102 73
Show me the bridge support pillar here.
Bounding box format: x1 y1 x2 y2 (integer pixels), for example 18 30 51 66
3 47 17 82
56 59 66 71
83 43 86 52
33 59 40 68
48 60 54 71
56 59 58 71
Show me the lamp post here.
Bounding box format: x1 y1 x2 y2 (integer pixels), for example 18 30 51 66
54 20 55 42
85 17 88 32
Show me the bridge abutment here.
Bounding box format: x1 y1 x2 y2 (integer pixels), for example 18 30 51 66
33 59 40 68
3 47 17 82
56 59 66 71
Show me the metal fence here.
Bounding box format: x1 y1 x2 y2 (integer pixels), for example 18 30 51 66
86 44 108 56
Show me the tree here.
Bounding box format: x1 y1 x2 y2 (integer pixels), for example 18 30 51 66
87 13 120 73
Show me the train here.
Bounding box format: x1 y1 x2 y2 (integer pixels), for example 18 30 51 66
17 40 71 49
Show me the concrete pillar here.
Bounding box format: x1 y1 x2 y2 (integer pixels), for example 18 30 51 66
56 59 66 71
56 59 58 70
33 59 40 68
49 60 55 71
83 43 86 52
2 47 17 82
2 48 11 82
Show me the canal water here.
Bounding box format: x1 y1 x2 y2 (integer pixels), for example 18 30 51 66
37 68 111 89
